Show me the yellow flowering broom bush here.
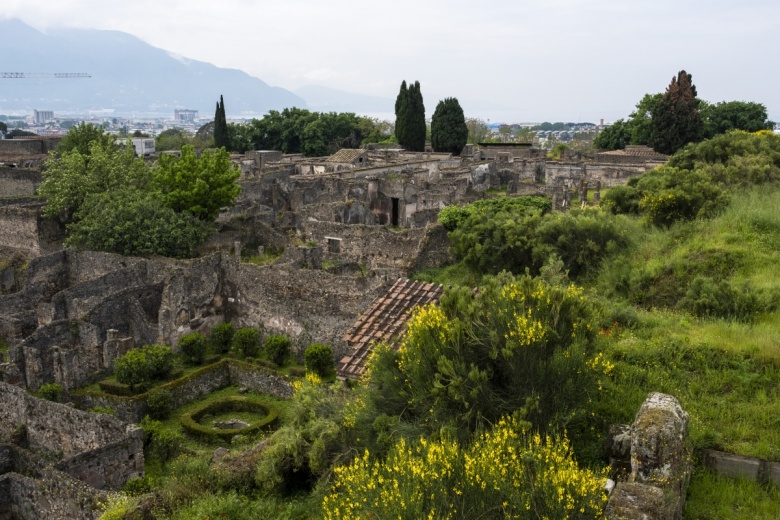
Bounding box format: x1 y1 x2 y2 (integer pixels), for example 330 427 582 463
389 272 602 435
322 415 608 520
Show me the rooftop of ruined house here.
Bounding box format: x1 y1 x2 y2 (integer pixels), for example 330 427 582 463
326 148 366 163
597 145 668 158
337 277 444 380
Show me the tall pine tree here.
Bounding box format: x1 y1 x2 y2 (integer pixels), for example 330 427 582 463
649 71 703 155
394 80 426 152
214 95 229 149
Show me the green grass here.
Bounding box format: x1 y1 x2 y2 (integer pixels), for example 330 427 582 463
242 248 283 267
683 467 780 519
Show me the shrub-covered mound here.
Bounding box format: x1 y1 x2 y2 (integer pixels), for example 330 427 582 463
181 396 279 442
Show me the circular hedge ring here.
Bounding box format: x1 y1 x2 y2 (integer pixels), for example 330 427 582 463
180 396 279 442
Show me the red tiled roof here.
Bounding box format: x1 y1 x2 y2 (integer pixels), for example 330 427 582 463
337 278 444 379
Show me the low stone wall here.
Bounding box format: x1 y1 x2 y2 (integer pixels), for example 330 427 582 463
71 359 293 423
702 449 780 487
605 393 691 520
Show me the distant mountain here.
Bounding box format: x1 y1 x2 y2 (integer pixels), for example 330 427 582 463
0 19 306 116
294 84 393 115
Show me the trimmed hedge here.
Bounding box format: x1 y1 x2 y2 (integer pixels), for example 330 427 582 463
180 396 279 442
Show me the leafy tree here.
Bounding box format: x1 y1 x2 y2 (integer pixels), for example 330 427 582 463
55 122 116 155
650 70 703 154
701 101 775 139
152 145 240 221
7 129 38 138
430 97 468 155
227 123 253 153
594 119 630 150
214 95 229 149
0 121 7 134
627 93 663 145
465 118 490 144
146 389 173 420
65 188 207 258
155 128 192 151
39 139 149 223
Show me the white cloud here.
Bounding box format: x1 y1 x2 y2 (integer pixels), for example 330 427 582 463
1 0 779 121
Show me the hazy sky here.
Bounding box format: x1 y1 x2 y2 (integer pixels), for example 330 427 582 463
2 0 778 123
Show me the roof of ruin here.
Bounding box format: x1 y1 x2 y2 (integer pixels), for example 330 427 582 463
326 148 366 163
597 145 668 158
337 277 444 379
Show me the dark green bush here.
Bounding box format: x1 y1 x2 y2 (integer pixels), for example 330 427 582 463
304 343 334 376
114 344 174 386
178 332 208 365
231 328 261 358
88 405 116 415
37 383 63 402
210 322 235 354
151 428 183 463
681 276 776 322
146 388 173 420
264 334 291 365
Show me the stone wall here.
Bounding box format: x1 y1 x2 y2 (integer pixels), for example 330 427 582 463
605 393 691 520
0 200 43 258
0 168 41 198
0 381 143 491
0 137 61 156
70 359 292 423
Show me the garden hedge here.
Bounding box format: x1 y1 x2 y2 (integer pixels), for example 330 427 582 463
180 395 279 442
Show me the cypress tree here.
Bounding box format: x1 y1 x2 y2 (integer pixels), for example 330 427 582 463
431 97 468 155
394 81 409 148
649 71 703 155
407 81 426 152
214 95 229 149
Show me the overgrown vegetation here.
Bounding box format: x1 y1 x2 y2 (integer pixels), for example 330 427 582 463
97 130 780 519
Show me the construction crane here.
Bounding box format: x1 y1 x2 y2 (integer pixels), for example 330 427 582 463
0 73 91 79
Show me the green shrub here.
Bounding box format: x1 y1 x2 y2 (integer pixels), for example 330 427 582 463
89 405 116 415
681 276 776 322
114 344 174 386
288 366 306 377
304 343 333 376
231 328 261 358
151 428 183 463
36 383 63 402
178 332 207 365
122 475 154 496
264 334 291 365
210 322 235 354
146 388 173 420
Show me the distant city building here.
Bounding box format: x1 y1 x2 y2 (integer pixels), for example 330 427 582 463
116 137 155 157
174 109 198 123
34 110 54 124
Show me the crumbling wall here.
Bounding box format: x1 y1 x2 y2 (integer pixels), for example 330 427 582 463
0 168 41 197
0 381 143 491
0 200 43 257
605 392 691 520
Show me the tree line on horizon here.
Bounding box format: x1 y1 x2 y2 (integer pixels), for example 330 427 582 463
595 70 775 155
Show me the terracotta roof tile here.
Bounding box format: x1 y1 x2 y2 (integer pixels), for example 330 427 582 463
338 278 444 379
